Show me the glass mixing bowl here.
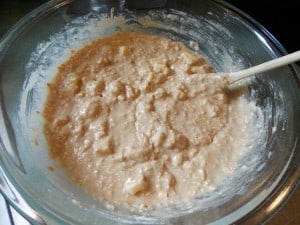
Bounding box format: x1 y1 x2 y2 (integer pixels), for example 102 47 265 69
0 0 299 224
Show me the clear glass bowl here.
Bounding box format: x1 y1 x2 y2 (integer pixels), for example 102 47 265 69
0 0 299 224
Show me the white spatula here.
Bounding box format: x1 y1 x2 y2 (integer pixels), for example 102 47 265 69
223 51 300 84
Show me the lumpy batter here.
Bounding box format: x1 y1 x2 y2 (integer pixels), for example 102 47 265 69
44 32 246 210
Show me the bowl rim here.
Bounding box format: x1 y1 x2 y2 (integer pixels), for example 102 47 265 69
0 0 299 224
211 2 300 224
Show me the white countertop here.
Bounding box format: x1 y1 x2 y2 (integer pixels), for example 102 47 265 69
0 194 30 225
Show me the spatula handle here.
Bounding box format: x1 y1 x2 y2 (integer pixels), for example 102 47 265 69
227 51 300 84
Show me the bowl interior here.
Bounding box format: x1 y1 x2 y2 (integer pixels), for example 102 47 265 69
0 1 299 224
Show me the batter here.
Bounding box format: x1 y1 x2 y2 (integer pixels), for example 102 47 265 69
43 32 246 210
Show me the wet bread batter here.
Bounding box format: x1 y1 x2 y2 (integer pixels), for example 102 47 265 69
44 32 247 210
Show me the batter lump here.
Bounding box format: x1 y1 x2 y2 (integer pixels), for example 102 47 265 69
43 32 244 210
